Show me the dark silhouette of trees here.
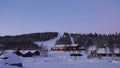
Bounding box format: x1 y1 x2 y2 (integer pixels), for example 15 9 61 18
0 32 120 51
55 32 72 45
0 32 58 50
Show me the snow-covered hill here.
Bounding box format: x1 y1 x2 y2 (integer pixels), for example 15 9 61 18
69 34 75 44
35 33 63 50
35 33 77 50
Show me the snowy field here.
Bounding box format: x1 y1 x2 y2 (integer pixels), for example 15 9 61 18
22 51 120 68
22 59 120 68
0 51 120 68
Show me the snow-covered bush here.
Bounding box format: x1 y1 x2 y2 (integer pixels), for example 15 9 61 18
39 44 48 57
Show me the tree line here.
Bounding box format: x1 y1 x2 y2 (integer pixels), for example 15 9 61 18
0 32 58 50
0 32 120 52
55 32 120 53
55 33 72 44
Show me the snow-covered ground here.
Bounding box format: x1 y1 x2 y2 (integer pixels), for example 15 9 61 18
0 50 120 68
22 51 120 68
22 59 120 68
0 51 22 68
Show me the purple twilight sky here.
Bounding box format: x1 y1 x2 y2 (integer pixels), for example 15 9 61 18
0 0 120 36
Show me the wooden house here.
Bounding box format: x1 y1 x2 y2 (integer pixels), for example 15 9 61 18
51 45 66 51
15 50 40 57
51 44 81 51
90 44 120 57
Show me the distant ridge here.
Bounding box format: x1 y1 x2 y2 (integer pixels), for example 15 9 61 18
0 32 120 50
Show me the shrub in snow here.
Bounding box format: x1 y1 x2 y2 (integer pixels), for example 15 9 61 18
0 52 22 67
41 50 48 57
39 44 48 57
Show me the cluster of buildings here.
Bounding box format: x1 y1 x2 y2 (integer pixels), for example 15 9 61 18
90 44 120 57
51 44 84 51
0 43 120 57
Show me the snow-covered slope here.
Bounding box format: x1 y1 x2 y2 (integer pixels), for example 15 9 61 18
69 34 74 44
35 33 76 50
35 33 63 50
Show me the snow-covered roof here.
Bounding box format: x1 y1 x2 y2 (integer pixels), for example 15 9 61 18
53 44 78 48
20 50 29 54
30 50 37 53
70 44 78 46
53 45 65 48
19 50 37 54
